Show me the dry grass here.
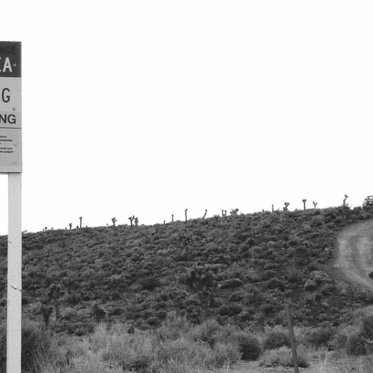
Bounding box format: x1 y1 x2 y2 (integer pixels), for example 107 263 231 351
33 320 242 373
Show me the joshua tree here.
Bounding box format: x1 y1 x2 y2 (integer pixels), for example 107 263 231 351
79 216 83 229
343 194 349 207
69 223 72 230
185 265 217 320
271 204 274 213
171 214 174 223
129 216 134 226
47 284 65 320
185 209 188 222
202 209 208 219
135 217 139 226
40 305 53 328
92 303 106 323
112 217 117 227
283 202 290 212
313 201 318 209
221 210 227 218
302 199 307 210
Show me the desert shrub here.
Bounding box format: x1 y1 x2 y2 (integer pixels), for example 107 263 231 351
260 302 275 314
263 325 290 350
20 320 54 373
229 291 244 302
345 329 366 356
285 268 303 283
239 311 251 323
210 342 241 367
260 345 309 368
0 323 6 370
185 266 216 292
139 276 161 291
305 326 335 347
360 313 373 341
97 326 154 371
218 303 243 316
220 278 242 289
65 292 82 306
188 319 221 347
147 316 161 327
338 309 373 356
310 216 323 227
109 308 123 316
91 303 106 323
235 331 261 361
156 314 191 341
303 279 317 291
265 278 285 291
155 310 167 320
156 337 212 369
260 270 277 281
213 323 240 344
330 330 348 350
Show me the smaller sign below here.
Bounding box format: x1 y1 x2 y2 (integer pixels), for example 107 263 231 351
0 129 22 173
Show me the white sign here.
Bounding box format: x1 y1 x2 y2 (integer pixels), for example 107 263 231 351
0 42 22 173
1 41 22 373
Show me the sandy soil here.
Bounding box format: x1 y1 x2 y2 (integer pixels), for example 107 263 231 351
335 219 373 291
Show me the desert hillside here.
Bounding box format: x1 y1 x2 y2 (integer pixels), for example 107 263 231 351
1 206 372 335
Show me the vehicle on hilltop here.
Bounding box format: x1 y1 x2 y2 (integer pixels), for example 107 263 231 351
362 196 373 208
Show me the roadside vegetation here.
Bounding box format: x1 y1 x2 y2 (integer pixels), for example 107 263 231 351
0 205 373 371
1 309 373 372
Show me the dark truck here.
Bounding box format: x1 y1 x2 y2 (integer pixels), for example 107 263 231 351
362 196 373 209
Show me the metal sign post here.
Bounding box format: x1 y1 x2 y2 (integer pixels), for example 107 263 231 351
7 173 22 373
0 41 22 373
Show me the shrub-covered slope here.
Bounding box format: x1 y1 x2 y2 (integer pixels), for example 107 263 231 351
0 206 372 335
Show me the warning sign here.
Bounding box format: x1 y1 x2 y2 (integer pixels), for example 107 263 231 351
0 42 21 173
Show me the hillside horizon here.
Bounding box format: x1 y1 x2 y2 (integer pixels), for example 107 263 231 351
0 205 372 337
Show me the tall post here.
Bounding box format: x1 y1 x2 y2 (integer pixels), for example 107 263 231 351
285 303 299 373
7 173 22 373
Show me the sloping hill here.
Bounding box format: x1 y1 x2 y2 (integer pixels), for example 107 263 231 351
1 206 372 335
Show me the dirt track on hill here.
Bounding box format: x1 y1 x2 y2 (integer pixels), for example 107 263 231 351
336 219 373 291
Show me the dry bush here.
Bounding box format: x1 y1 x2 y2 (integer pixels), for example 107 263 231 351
262 325 291 351
304 325 335 348
259 345 309 368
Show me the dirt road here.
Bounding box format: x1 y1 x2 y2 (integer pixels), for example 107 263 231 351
336 219 373 291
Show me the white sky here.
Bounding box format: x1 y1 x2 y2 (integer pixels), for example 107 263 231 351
0 0 372 234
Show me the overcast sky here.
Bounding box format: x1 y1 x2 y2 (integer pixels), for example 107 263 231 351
0 1 372 234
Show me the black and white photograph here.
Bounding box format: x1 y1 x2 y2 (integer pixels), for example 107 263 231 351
1 1 373 372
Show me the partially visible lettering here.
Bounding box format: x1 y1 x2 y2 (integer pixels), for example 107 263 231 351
1 88 10 103
0 114 16 125
0 57 13 73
